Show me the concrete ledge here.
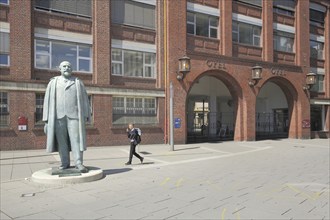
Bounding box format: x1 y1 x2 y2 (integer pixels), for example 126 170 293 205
31 167 104 184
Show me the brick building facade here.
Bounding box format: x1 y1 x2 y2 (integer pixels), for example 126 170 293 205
0 0 329 150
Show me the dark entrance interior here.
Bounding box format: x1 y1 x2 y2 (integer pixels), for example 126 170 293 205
187 76 235 143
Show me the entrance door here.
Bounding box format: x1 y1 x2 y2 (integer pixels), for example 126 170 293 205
187 97 210 142
256 82 290 140
187 76 235 143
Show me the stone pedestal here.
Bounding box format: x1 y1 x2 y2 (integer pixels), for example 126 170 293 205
31 167 104 184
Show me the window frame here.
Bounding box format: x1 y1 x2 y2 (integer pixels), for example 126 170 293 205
273 31 295 53
111 48 156 79
112 96 157 125
232 21 261 47
86 95 93 125
0 0 9 5
0 92 9 128
111 0 156 30
0 32 10 66
35 93 45 125
35 39 92 73
310 39 324 60
309 8 325 27
235 0 262 7
186 11 219 39
34 0 92 18
273 0 295 17
311 74 325 93
310 105 326 131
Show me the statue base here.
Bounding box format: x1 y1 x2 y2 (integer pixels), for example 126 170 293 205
31 166 104 184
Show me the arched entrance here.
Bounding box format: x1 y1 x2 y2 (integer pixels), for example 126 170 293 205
256 81 293 139
187 75 235 143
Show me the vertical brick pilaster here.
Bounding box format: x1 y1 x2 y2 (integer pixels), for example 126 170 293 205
167 0 188 144
324 6 330 131
296 0 310 67
9 0 33 80
93 0 111 85
243 94 257 141
262 0 273 62
221 0 232 56
324 6 330 98
156 0 165 89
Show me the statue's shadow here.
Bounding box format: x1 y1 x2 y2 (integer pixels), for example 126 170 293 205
102 168 132 176
102 162 155 176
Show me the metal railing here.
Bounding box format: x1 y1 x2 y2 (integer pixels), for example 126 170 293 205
256 112 289 139
187 111 235 143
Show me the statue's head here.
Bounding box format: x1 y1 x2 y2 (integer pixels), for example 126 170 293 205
59 61 72 78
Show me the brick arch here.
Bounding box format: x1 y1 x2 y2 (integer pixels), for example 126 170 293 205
187 69 243 101
258 76 299 138
186 69 244 141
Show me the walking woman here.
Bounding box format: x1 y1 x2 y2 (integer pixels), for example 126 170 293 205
125 123 144 165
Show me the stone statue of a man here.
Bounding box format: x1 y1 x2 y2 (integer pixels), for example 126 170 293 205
43 61 91 173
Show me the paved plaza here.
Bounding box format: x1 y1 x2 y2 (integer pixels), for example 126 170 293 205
0 139 329 220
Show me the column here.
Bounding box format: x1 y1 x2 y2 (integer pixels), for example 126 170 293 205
93 0 111 85
209 95 217 136
167 0 188 144
220 0 232 56
262 0 273 62
295 0 310 67
9 1 33 80
324 6 330 98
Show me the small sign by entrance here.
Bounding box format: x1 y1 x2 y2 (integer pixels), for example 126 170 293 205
174 118 181 128
18 116 28 131
302 119 310 128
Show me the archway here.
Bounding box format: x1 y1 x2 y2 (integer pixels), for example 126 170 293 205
186 75 236 143
256 80 296 139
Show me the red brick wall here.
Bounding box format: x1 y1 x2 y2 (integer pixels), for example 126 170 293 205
9 0 33 81
34 11 92 34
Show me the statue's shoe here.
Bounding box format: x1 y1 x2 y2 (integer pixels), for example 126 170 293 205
76 164 89 173
59 165 70 170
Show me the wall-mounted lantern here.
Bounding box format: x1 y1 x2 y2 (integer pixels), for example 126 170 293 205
303 72 317 90
248 65 263 86
177 55 191 80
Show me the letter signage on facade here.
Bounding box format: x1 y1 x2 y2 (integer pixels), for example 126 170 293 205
206 60 226 70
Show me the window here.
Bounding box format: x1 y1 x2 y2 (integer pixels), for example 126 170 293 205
87 95 93 125
35 39 92 72
0 0 9 5
311 75 324 93
236 0 262 7
35 0 91 18
0 32 9 66
35 94 44 125
311 105 326 131
310 9 325 27
310 40 324 60
111 48 156 78
0 92 9 127
112 96 157 125
273 0 295 16
232 21 261 46
273 31 294 52
111 0 155 29
187 11 218 38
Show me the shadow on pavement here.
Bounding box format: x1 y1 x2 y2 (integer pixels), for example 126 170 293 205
174 146 200 151
103 168 132 176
